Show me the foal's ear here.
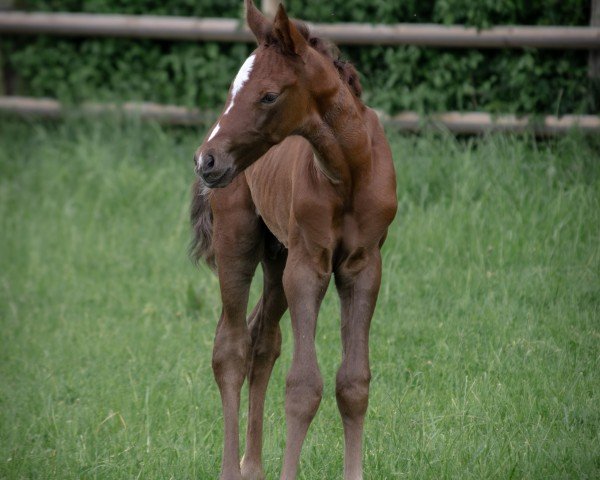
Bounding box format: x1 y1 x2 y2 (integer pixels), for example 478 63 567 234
245 0 269 44
272 3 308 57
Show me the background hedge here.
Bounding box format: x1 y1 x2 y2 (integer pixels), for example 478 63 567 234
1 0 597 115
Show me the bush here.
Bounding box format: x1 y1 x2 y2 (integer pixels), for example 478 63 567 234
1 0 596 114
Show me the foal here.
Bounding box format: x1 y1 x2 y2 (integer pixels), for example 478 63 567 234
191 2 397 478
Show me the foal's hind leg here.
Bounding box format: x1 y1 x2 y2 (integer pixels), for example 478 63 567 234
241 243 288 480
210 186 262 480
334 250 382 480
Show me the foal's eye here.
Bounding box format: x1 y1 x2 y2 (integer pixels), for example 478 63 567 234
260 92 279 104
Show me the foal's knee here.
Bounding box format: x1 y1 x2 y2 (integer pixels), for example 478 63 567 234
285 370 323 422
212 323 251 389
336 369 371 420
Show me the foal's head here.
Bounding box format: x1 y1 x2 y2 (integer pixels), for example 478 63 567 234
194 0 359 188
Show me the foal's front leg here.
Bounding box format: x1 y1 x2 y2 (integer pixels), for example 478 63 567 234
280 247 332 480
212 211 262 480
334 250 382 480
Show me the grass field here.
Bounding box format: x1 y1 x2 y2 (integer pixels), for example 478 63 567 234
0 116 598 479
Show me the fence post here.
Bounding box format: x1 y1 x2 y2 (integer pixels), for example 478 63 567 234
591 0 600 79
0 0 16 95
261 0 281 19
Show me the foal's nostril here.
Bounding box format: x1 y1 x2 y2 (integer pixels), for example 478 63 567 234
205 154 215 170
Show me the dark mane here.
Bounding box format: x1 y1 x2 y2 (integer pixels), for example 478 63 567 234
267 20 363 99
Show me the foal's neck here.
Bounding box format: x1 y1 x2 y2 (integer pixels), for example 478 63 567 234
305 87 371 195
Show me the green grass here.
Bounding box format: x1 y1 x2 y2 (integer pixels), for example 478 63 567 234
0 116 598 479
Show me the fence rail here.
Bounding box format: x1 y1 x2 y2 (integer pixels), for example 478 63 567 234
1 12 599 48
1 96 598 135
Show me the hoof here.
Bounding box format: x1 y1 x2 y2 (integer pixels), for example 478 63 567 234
219 467 243 480
240 456 265 480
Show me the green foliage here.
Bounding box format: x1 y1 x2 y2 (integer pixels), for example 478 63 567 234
288 0 590 26
4 36 253 107
354 46 591 114
19 0 243 17
1 118 599 478
432 0 589 27
1 0 596 114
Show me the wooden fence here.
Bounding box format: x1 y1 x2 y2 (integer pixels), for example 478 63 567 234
0 12 599 48
0 6 599 134
2 96 598 136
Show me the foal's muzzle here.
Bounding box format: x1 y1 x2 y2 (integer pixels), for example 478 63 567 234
195 150 234 188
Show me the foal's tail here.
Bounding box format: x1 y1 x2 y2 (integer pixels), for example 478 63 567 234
189 179 216 271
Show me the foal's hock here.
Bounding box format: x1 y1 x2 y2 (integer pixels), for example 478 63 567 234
190 1 397 479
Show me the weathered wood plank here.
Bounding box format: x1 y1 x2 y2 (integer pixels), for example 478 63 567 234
1 96 598 135
0 12 598 49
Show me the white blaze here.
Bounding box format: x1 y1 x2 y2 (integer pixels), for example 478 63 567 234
199 54 256 173
207 123 220 141
224 54 256 115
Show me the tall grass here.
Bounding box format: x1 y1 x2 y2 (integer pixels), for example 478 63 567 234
0 117 598 479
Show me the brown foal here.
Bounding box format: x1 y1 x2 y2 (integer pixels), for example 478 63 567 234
190 2 397 479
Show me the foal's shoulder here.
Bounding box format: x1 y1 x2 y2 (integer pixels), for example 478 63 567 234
362 108 394 169
362 107 397 216
363 107 388 143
